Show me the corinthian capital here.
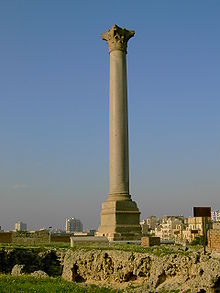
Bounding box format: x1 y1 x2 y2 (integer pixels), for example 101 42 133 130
101 24 135 54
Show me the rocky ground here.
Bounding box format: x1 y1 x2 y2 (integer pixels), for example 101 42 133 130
62 248 220 292
0 246 220 292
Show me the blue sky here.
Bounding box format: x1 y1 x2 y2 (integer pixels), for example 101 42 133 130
0 0 219 231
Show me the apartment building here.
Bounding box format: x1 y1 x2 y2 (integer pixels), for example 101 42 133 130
211 210 220 222
15 221 27 232
65 217 83 233
146 216 158 230
155 217 184 241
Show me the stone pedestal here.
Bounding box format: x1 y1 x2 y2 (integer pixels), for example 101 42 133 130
97 25 141 241
98 200 140 241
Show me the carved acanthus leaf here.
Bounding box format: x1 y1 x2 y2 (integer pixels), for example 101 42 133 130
101 24 135 54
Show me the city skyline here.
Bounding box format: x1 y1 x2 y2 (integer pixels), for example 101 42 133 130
1 210 220 234
0 1 220 231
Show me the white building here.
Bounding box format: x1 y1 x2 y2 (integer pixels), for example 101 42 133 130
140 220 149 235
155 217 184 241
65 218 83 233
211 210 220 222
15 221 27 231
146 216 157 230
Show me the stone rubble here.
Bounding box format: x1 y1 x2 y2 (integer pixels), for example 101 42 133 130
11 264 25 276
30 270 49 278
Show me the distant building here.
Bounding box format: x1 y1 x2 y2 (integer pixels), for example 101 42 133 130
155 216 184 241
50 228 66 235
160 215 184 224
211 210 220 222
146 216 158 230
65 218 83 233
187 217 203 235
145 213 214 244
140 220 149 235
179 217 206 243
15 221 27 231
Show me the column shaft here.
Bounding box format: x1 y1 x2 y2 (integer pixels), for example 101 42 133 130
108 50 130 199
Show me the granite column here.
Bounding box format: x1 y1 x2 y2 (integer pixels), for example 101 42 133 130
98 24 141 241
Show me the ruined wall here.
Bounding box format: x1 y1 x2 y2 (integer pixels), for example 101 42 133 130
12 231 49 245
0 231 71 245
208 223 220 253
0 232 12 243
51 235 70 243
0 231 49 245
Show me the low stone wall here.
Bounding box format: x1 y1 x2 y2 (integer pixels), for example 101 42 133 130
0 231 50 245
0 232 12 243
12 231 49 245
0 231 71 245
70 236 109 247
51 235 70 243
141 236 160 247
208 224 220 253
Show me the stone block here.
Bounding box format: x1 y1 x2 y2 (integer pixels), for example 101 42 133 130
141 236 160 247
11 264 25 276
70 236 108 247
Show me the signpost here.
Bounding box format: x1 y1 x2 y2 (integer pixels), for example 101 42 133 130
193 207 211 254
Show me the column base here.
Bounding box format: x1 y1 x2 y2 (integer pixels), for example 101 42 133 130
97 196 141 241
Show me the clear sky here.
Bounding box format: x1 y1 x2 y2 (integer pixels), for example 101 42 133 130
0 0 219 231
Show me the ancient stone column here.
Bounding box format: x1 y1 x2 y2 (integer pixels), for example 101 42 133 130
98 24 141 241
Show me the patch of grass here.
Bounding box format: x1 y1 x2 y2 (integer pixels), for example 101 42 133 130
190 236 207 246
0 242 70 251
0 274 121 293
111 244 177 256
188 244 203 251
0 242 198 257
70 243 190 257
44 242 70 249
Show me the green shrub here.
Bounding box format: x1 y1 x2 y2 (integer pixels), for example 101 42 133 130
191 236 207 246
